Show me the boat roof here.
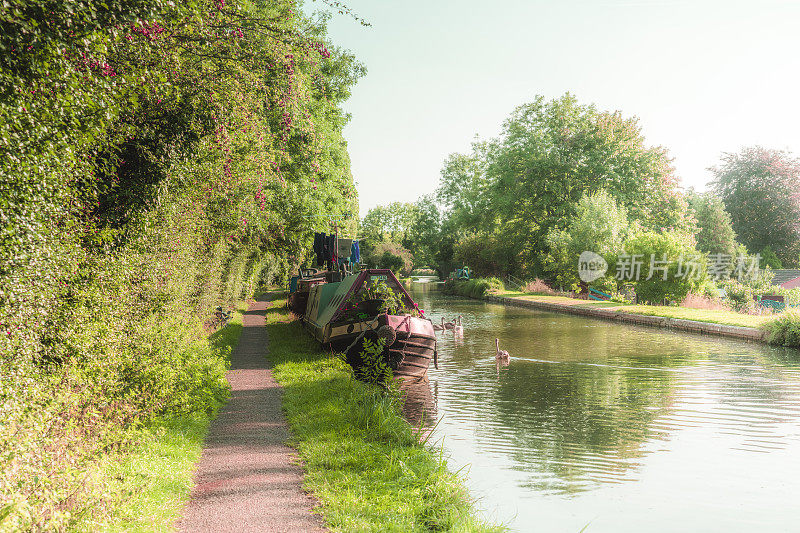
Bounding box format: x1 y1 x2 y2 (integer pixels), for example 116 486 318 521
318 269 416 325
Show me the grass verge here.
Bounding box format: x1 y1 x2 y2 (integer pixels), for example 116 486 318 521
495 291 771 329
264 296 501 532
764 309 800 347
86 302 248 531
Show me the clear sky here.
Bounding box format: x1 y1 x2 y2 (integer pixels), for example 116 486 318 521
308 0 800 216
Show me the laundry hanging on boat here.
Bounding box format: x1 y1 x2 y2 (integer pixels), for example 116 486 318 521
350 240 360 266
326 233 338 265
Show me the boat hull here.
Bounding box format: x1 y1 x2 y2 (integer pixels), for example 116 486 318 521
328 315 437 380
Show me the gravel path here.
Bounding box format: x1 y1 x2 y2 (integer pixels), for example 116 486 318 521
178 296 325 532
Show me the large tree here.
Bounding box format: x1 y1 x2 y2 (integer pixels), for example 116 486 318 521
437 94 691 277
710 147 800 265
360 201 417 246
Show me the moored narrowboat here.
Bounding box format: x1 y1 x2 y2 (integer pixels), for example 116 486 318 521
303 269 437 380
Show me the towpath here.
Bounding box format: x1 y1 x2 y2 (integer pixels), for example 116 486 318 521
178 296 324 532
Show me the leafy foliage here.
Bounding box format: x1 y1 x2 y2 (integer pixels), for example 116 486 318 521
0 0 361 528
687 191 738 258
365 242 414 276
623 231 706 304
435 93 691 277
544 191 630 290
711 147 800 265
360 195 442 272
352 337 393 387
764 310 800 347
444 277 504 298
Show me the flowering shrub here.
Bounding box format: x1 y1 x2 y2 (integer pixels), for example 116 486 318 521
0 0 361 528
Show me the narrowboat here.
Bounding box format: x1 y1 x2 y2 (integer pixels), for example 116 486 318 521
303 269 437 380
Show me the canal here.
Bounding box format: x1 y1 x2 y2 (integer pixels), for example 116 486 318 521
409 289 800 532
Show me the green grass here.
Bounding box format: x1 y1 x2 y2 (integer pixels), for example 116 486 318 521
85 302 248 531
764 309 800 347
94 414 211 532
264 296 501 532
617 305 770 328
495 291 769 328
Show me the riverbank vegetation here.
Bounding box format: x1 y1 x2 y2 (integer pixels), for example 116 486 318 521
362 93 800 346
265 297 501 531
443 277 505 298
0 0 361 528
764 311 800 347
447 277 799 340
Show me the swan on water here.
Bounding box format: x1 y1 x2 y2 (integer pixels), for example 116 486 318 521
495 338 510 361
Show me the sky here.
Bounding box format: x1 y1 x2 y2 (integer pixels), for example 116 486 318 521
306 0 800 217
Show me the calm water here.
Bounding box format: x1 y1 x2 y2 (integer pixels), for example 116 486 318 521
409 290 800 532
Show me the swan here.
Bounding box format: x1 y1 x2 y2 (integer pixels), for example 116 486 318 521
495 338 510 361
454 315 464 335
432 317 445 332
444 318 456 330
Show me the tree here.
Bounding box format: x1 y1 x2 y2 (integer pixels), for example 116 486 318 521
710 147 800 266
686 191 737 258
544 191 630 290
360 202 417 247
436 94 692 278
436 144 494 235
623 231 706 304
407 195 442 267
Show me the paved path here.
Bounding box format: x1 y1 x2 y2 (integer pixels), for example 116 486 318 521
178 297 324 532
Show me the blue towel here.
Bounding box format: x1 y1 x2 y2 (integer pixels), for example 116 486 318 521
350 240 360 266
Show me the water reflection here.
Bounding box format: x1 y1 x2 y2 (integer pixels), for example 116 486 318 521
399 376 437 433
411 290 800 532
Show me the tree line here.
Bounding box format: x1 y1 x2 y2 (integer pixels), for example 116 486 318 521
361 94 800 298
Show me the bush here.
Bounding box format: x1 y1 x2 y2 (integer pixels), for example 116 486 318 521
366 242 414 277
764 310 800 347
0 0 361 527
523 278 558 295
444 277 504 298
623 231 707 304
452 234 508 278
720 279 757 313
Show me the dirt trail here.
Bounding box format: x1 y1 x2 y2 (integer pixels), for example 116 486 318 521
178 296 324 532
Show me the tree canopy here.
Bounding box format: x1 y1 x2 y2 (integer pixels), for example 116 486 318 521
686 191 737 258
710 146 800 265
436 94 691 277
